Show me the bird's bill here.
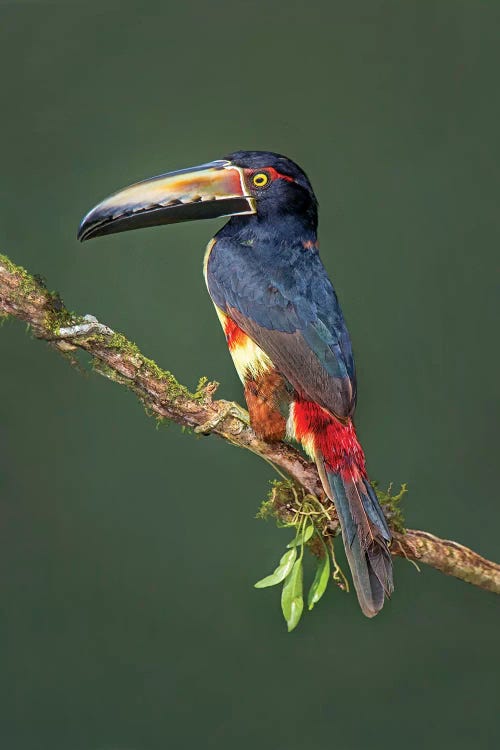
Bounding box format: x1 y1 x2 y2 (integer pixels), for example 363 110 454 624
77 160 256 241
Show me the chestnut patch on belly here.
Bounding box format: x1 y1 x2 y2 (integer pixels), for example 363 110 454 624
244 371 287 442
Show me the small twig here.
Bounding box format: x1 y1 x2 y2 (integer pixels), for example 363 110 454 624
1 252 499 595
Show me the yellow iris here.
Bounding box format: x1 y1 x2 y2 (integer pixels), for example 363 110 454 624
252 172 269 188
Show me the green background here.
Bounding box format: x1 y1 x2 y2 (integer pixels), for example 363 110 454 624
1 2 498 749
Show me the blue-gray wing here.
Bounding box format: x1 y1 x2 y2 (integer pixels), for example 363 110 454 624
207 240 357 419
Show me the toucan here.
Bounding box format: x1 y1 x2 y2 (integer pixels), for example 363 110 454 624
78 151 393 617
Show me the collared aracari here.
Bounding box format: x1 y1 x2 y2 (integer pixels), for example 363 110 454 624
78 151 394 617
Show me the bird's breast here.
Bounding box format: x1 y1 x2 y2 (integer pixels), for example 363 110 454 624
212 304 273 383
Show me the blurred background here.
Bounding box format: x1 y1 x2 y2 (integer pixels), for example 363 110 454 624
1 2 499 749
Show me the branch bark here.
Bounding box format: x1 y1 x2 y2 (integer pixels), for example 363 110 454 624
1 253 499 595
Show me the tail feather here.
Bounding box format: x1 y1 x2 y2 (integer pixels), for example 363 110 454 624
317 453 393 617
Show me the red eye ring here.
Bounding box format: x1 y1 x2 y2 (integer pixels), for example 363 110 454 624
266 167 294 184
246 167 295 189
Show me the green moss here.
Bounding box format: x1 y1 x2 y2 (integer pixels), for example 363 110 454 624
193 376 209 397
155 416 170 430
0 253 22 275
95 331 190 398
196 376 208 391
91 358 120 381
0 253 75 334
375 482 407 533
257 480 296 521
259 478 407 536
77 327 189 401
257 479 328 536
0 254 39 298
45 306 77 335
194 375 218 399
107 331 141 355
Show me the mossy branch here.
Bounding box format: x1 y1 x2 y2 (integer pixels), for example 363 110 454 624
1 252 499 596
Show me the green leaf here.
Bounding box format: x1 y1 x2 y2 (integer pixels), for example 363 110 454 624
286 523 314 548
307 553 330 610
281 559 304 632
254 548 297 588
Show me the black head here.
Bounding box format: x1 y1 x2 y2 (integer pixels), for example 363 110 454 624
225 151 318 230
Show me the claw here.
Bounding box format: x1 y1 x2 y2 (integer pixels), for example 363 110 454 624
195 402 249 435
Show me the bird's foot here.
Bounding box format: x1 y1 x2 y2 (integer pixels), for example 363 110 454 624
195 401 249 435
53 315 115 351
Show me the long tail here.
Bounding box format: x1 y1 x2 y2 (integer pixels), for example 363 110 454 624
315 450 394 617
290 400 393 617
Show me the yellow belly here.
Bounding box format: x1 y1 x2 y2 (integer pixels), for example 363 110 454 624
214 306 273 382
203 238 273 383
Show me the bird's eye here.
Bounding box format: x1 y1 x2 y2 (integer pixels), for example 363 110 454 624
252 172 269 188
